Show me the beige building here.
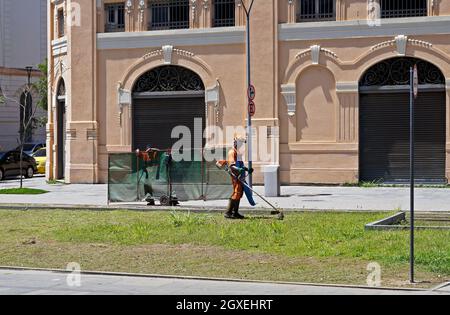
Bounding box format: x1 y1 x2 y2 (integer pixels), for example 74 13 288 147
48 0 450 185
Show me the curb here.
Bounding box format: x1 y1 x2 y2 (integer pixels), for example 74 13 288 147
0 266 428 293
0 203 397 213
366 212 450 231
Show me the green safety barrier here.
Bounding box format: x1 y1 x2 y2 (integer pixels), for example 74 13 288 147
108 149 233 203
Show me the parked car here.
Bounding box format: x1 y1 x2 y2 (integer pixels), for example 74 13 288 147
32 148 47 174
0 151 37 181
15 142 45 156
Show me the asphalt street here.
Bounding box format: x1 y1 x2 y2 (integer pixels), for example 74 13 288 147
0 269 448 295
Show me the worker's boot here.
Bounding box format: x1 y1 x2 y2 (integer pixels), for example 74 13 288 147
224 199 235 219
232 200 245 220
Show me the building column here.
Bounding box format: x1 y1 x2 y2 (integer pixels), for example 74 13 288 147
125 0 134 32
235 0 245 26
97 0 105 33
336 82 359 143
201 0 212 28
138 0 148 31
66 0 98 183
287 0 296 23
118 86 132 147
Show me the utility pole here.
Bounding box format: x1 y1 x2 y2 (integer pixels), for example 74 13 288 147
409 65 418 284
240 0 255 188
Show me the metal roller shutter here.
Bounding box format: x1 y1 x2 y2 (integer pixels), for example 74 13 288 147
359 91 446 184
133 96 205 151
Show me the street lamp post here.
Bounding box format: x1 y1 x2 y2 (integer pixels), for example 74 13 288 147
19 66 34 188
26 66 33 87
240 0 255 188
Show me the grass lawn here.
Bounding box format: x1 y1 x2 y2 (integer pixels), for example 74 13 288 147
0 210 448 288
0 188 48 195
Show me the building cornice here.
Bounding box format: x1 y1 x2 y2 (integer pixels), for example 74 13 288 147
279 16 450 41
97 26 246 50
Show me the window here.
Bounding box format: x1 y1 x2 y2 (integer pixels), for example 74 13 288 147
148 0 189 30
105 3 125 32
380 0 427 18
57 9 65 37
297 0 335 22
213 0 235 27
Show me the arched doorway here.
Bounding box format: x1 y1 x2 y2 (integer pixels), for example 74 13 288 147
56 79 66 179
132 65 206 151
359 57 446 184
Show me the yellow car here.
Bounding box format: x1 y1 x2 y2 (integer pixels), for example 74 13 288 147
32 148 47 174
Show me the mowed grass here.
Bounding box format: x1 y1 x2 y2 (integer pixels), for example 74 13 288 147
0 210 448 287
0 188 48 195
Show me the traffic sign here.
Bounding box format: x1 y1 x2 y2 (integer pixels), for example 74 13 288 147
248 85 256 101
249 100 256 117
413 64 419 99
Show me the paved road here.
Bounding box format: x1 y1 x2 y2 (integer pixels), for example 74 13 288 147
1 176 450 212
0 269 448 295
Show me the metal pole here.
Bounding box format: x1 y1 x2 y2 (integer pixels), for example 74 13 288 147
245 11 253 188
241 0 254 188
409 67 415 284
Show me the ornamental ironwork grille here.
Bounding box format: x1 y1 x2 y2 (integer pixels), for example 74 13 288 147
380 0 427 18
359 57 444 87
297 0 335 22
213 0 235 27
133 66 205 93
105 3 125 32
148 0 190 30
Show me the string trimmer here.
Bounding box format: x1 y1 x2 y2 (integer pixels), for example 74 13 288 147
216 162 285 220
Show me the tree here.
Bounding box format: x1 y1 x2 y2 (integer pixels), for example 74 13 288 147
0 66 46 188
35 59 48 111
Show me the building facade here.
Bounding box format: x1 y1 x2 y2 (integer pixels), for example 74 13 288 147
48 0 450 185
0 0 47 151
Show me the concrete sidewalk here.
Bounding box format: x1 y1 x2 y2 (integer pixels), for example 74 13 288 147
0 268 447 295
1 176 450 212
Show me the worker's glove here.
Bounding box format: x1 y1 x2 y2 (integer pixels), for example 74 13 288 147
248 168 254 174
236 167 246 176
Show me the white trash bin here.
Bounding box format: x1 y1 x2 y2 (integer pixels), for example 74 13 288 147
263 165 280 197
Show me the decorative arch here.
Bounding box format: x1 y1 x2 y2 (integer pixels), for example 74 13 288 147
351 38 450 83
359 57 445 87
132 65 205 93
57 77 66 97
55 77 66 180
283 48 341 85
282 62 339 117
120 46 216 92
282 35 450 88
116 47 221 147
130 65 207 151
295 65 338 142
